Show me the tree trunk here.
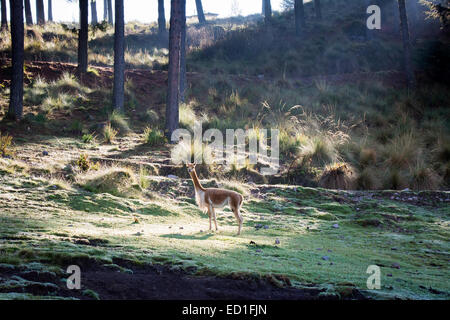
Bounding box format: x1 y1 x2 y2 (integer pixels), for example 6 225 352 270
397 0 415 88
1 0 7 31
262 0 265 16
180 0 186 103
195 0 205 24
24 0 33 25
166 0 183 139
36 0 45 25
113 0 124 112
78 0 88 74
107 0 113 24
91 0 98 25
8 0 24 121
48 0 53 22
103 0 107 21
294 0 305 36
314 0 322 20
158 0 166 34
264 0 272 23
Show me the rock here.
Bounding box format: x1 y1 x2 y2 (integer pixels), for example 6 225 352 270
327 249 332 252
254 224 263 230
42 151 49 156
275 238 280 245
387 273 393 277
402 188 410 192
256 249 262 253
318 262 322 265
249 241 256 245
179 226 184 230
391 247 398 251
391 263 400 269
167 175 179 179
322 256 330 261
332 223 339 229
263 225 269 229
134 232 142 236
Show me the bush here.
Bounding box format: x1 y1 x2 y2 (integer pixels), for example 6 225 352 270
179 102 197 129
109 110 130 133
0 132 13 157
409 163 442 190
356 167 381 190
318 162 354 190
103 123 118 144
76 154 99 172
82 133 95 144
78 167 139 197
142 127 166 146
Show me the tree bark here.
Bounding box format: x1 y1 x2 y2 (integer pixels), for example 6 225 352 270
48 0 53 22
91 0 98 25
397 0 415 88
180 0 186 103
264 0 272 23
1 0 7 31
158 0 166 34
195 0 205 24
24 0 33 25
36 0 45 25
113 0 124 112
103 0 107 21
8 0 24 121
107 0 113 24
314 0 322 20
294 0 305 36
166 0 183 139
78 0 88 74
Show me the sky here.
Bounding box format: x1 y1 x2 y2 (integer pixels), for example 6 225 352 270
3 0 288 23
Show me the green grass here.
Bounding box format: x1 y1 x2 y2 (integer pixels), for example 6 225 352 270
0 168 448 300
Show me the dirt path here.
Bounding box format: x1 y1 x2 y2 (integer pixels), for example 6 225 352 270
67 263 349 300
1 260 363 300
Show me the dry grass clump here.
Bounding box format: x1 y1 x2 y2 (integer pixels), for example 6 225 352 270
103 123 118 144
109 110 130 134
355 167 381 190
409 162 442 191
142 127 166 146
382 169 409 190
0 132 14 158
77 166 139 197
383 132 422 169
318 162 354 190
0 158 29 175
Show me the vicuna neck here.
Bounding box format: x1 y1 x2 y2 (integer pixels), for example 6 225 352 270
190 170 205 192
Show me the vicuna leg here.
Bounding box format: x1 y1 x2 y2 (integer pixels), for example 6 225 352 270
232 206 243 235
207 206 212 231
212 207 218 231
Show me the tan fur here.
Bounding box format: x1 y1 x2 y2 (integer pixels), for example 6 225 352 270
187 163 244 235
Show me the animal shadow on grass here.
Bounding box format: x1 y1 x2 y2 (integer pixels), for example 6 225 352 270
160 233 215 240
